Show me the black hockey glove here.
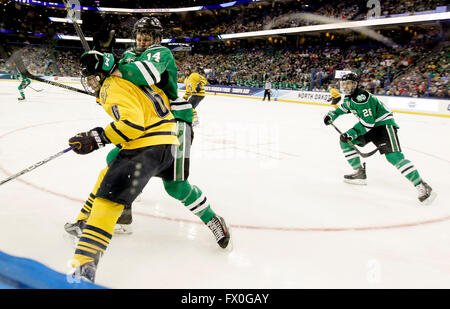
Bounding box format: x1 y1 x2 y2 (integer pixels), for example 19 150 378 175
327 97 341 105
323 111 337 125
80 51 117 76
340 129 358 143
69 127 111 155
93 29 116 53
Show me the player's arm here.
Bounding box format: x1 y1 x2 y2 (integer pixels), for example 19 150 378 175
327 88 341 105
170 97 194 124
183 77 192 100
117 48 172 87
196 74 208 91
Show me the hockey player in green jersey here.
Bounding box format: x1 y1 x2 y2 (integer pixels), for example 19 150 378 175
323 73 436 205
14 69 31 101
65 17 231 249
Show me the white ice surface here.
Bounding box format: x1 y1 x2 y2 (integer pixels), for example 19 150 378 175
0 80 449 288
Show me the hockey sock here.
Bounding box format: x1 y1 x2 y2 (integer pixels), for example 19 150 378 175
163 180 215 224
340 141 362 170
73 197 124 267
385 152 422 186
76 166 109 221
192 109 199 124
18 85 25 98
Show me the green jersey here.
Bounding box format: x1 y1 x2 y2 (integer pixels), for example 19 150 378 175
118 45 193 123
334 88 399 137
118 45 178 101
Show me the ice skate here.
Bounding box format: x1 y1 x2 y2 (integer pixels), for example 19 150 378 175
416 181 436 205
206 215 232 251
344 163 367 185
18 97 25 101
115 207 133 234
71 259 99 283
63 219 86 247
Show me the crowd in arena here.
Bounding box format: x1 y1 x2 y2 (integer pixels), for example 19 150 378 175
2 36 447 99
1 0 447 40
0 0 448 99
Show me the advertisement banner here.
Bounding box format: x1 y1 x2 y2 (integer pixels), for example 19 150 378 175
204 85 261 96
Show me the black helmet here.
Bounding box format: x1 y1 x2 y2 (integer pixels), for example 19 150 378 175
341 72 359 82
340 72 359 95
133 17 163 37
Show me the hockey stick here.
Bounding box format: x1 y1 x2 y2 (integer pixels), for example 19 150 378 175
62 0 90 52
0 146 76 186
12 52 95 97
29 86 43 92
330 123 379 158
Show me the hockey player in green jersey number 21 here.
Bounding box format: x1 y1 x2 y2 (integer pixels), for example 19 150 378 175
323 73 436 205
13 69 31 101
64 17 231 250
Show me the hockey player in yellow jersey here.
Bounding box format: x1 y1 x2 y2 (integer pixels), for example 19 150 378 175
65 18 231 255
183 68 209 126
67 52 180 282
327 87 341 105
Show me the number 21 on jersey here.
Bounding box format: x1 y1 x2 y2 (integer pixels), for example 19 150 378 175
362 109 373 117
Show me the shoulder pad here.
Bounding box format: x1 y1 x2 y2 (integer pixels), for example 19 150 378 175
351 88 370 103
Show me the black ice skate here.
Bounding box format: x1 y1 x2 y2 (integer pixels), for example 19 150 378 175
344 163 367 185
64 219 86 238
115 207 133 234
18 97 25 101
206 215 232 250
64 219 86 247
416 181 437 205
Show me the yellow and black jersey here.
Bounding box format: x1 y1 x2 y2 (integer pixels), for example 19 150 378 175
183 73 208 99
99 75 179 150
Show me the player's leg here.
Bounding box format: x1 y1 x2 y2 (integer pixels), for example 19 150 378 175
23 78 31 89
71 144 174 282
65 147 121 238
189 95 204 126
18 83 25 100
340 137 367 185
382 125 436 204
160 121 231 249
71 197 124 282
162 179 231 249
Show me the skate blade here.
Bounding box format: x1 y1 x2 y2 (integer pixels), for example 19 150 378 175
114 224 133 235
223 238 234 252
221 228 233 252
343 178 367 185
420 191 437 206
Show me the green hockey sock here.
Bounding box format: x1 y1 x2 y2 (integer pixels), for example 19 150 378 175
340 141 361 170
386 152 422 186
163 180 215 223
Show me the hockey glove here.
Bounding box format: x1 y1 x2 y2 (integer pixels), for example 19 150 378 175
323 111 337 125
93 29 116 53
340 129 358 143
80 51 117 77
69 127 111 155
